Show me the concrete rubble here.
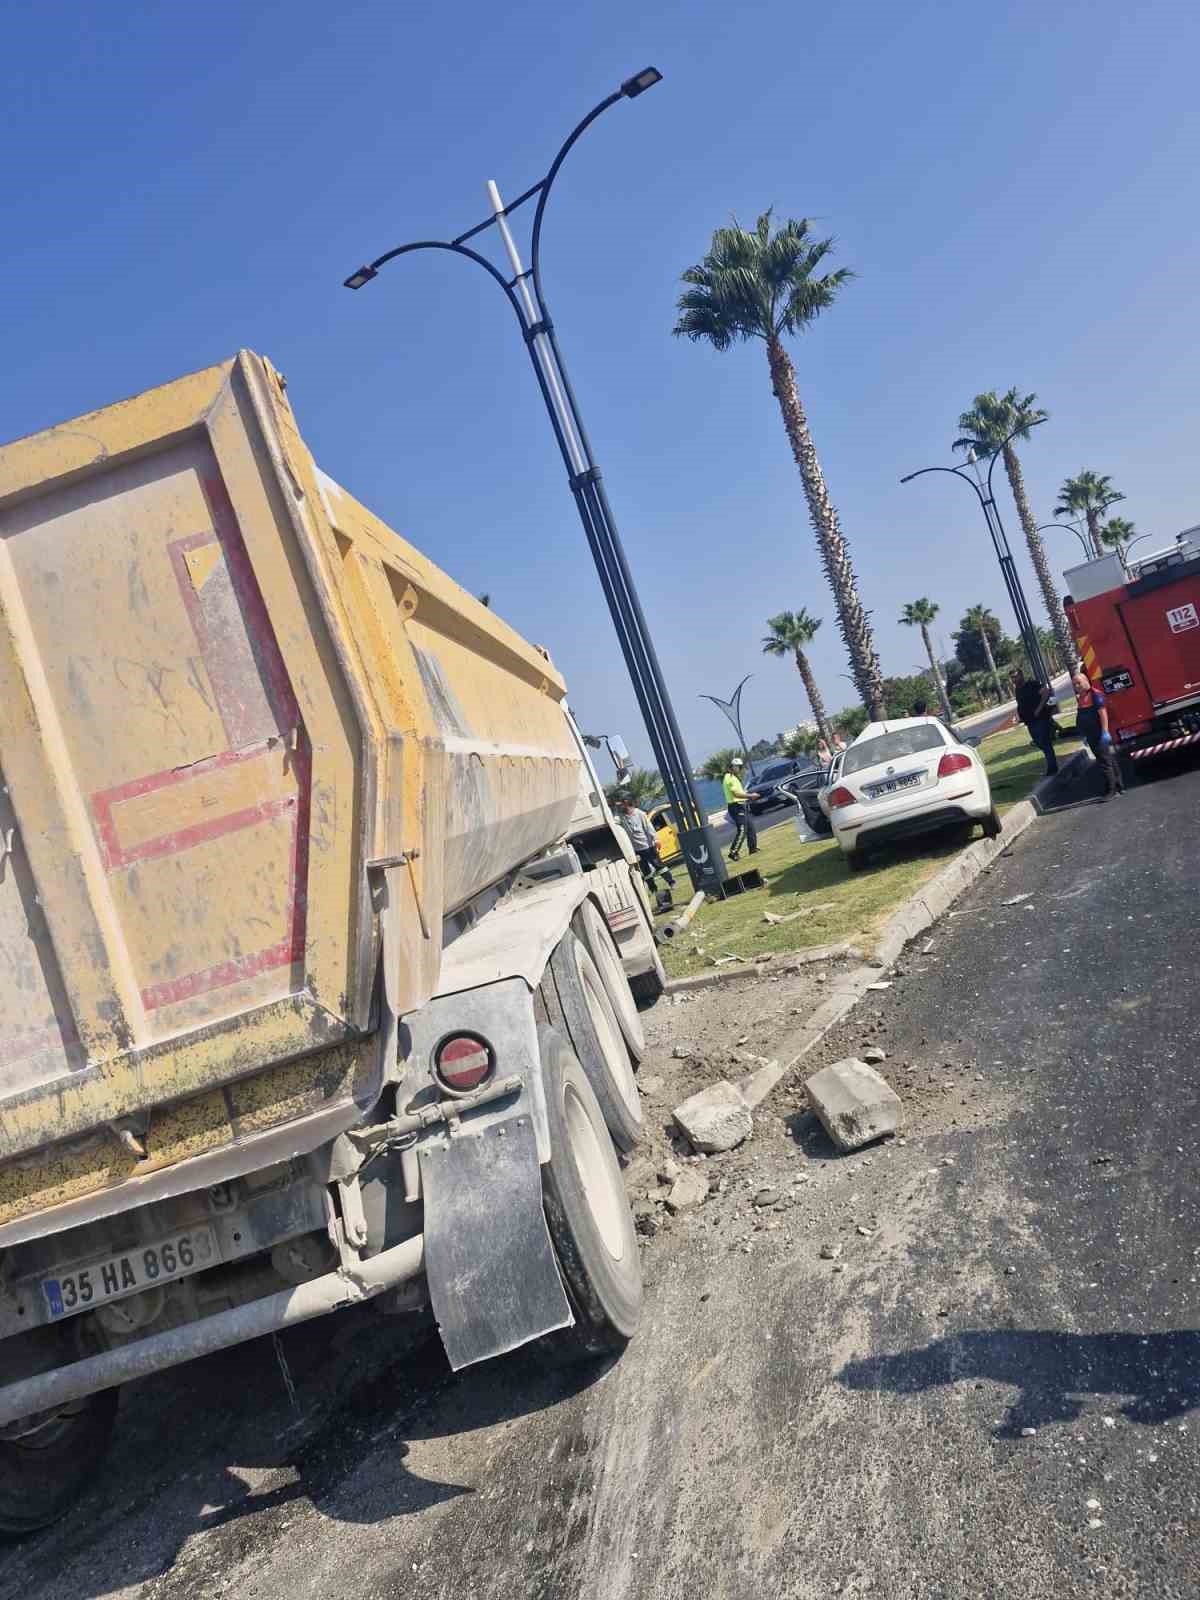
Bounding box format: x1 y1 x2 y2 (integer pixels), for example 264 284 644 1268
672 1080 754 1154
665 1169 709 1212
805 1057 903 1152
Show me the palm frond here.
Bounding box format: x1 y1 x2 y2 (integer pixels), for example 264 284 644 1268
674 213 850 349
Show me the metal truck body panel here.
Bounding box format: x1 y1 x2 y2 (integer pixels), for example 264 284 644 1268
0 352 582 1216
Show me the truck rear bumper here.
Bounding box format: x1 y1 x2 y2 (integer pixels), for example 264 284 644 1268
1127 728 1200 760
0 1233 424 1432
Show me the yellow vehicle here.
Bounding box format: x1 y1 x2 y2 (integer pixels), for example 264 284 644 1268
647 802 681 862
0 350 665 1531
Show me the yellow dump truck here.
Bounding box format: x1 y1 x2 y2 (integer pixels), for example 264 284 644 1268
0 352 664 1532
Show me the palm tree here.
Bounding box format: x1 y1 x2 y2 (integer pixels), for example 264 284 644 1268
699 747 742 782
602 767 662 809
674 214 884 717
1034 625 1065 675
963 603 1006 701
761 608 835 749
899 598 953 721
954 389 1075 670
1098 514 1136 554
1056 471 1124 559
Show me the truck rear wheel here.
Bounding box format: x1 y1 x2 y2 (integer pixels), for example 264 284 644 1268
538 1026 642 1357
574 899 646 1063
540 929 642 1154
0 1387 119 1537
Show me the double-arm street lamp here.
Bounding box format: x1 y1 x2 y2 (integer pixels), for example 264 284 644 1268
1037 520 1091 560
900 421 1050 686
342 67 729 896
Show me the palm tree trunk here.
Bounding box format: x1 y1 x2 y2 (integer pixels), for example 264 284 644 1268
794 647 834 750
980 628 1003 701
1084 509 1103 560
1002 444 1076 671
920 623 954 721
766 336 884 718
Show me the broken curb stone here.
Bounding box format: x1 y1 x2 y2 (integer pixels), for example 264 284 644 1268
672 1080 754 1154
861 1046 887 1065
805 1058 903 1152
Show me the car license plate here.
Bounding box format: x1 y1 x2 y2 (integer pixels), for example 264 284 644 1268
41 1226 216 1321
870 773 922 797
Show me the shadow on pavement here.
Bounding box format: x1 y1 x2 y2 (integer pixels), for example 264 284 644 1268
838 1328 1200 1436
0 1314 607 1600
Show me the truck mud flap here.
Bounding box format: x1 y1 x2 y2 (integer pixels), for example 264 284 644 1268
419 1113 571 1369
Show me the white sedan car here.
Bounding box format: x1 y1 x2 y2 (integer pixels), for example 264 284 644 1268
824 718 1000 868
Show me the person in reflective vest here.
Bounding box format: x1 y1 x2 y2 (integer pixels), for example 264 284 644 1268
722 758 761 860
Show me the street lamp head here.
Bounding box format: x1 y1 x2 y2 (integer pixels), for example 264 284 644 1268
621 66 663 98
343 265 379 290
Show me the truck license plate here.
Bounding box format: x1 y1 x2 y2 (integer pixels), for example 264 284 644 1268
41 1227 216 1320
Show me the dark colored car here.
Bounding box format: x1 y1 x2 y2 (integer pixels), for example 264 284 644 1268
748 757 819 815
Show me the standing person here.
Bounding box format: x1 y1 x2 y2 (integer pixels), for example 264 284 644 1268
910 698 929 718
614 797 677 892
832 732 847 754
1011 668 1059 778
1073 666 1123 799
722 758 760 860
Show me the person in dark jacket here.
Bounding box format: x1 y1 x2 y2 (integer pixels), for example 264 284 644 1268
1010 668 1059 777
1072 667 1123 799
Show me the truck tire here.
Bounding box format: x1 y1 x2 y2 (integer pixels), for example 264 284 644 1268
538 1026 642 1357
573 899 646 1063
541 930 642 1154
0 1387 119 1536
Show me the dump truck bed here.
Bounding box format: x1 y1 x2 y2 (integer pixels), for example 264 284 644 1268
0 353 581 1209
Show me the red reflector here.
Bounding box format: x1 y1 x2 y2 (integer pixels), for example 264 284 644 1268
937 752 972 777
828 786 855 809
435 1034 494 1092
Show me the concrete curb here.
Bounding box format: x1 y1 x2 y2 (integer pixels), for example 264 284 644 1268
735 963 881 1108
1030 746 1093 814
663 940 861 995
733 794 1049 1110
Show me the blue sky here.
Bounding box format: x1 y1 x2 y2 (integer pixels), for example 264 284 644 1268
4 0 1198 768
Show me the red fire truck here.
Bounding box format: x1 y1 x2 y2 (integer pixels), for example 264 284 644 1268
1063 528 1200 780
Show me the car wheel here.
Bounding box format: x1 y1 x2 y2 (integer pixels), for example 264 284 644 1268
845 849 866 872
982 806 1002 839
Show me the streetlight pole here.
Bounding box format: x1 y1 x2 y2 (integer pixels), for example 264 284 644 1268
1122 533 1157 561
342 68 730 896
901 420 1050 686
1036 520 1091 560
699 674 758 776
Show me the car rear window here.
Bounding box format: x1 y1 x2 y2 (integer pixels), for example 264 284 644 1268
842 725 946 775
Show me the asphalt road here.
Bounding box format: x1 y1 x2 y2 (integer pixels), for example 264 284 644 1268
3 752 1197 1599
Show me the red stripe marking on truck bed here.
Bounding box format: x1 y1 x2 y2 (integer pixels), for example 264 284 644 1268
86 470 312 1013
